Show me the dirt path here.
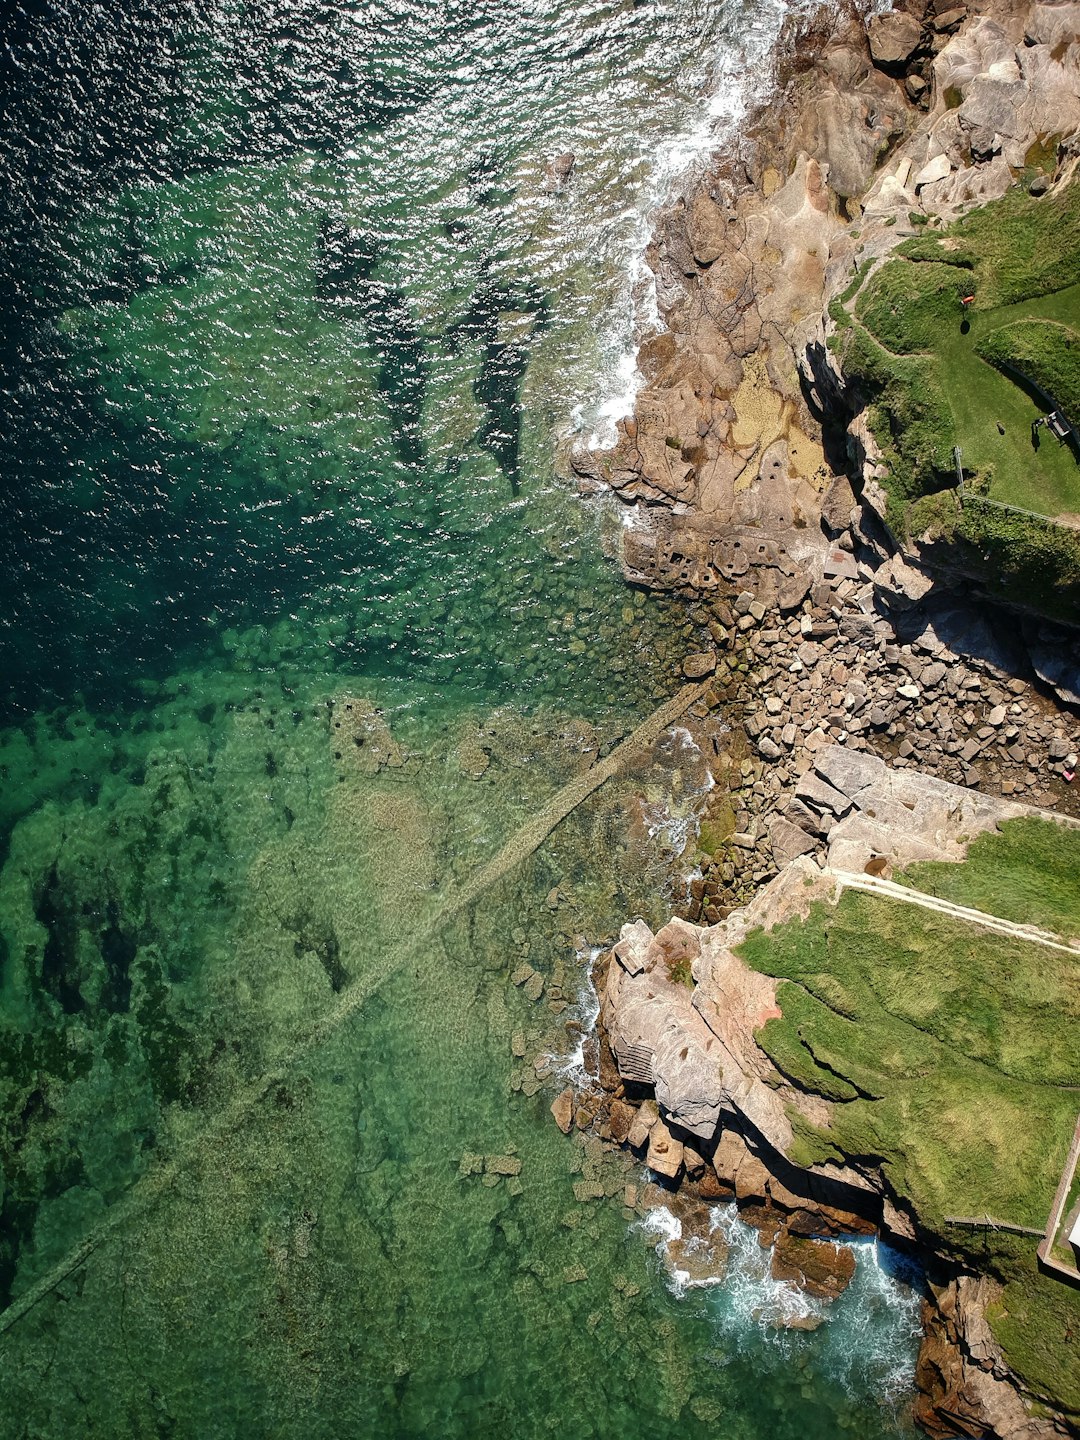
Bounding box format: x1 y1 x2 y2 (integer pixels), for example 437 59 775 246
0 681 710 1338
830 869 1080 956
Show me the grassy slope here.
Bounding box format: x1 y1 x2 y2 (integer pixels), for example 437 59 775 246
976 315 1080 419
850 229 1080 517
736 819 1080 1413
834 183 1080 616
900 816 1080 941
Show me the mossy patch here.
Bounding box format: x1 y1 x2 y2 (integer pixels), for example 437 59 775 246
698 803 737 856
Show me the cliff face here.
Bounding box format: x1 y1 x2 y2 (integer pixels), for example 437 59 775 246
569 0 1080 643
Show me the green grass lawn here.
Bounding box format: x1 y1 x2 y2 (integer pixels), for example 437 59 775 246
945 294 1080 516
741 893 1080 1225
975 317 1080 425
899 816 1080 942
735 819 1080 1413
851 248 1080 518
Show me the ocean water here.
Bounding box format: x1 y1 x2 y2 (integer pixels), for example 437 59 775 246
0 1 922 1435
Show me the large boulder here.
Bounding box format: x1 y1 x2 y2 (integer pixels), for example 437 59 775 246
932 17 1014 96
820 473 856 535
1028 635 1080 707
867 10 924 66
958 68 1025 142
914 153 952 189
711 1126 750 1189
603 919 726 1139
1026 3 1080 49
768 815 819 867
550 1087 574 1135
646 1116 684 1179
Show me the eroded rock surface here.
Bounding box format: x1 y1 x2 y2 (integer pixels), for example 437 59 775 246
559 1 1080 1432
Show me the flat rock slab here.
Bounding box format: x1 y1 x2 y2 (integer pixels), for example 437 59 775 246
768 815 820 866
795 772 853 818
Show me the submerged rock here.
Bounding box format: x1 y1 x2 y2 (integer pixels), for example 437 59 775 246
770 1229 856 1301
667 1220 729 1287
485 1154 522 1177
543 151 576 189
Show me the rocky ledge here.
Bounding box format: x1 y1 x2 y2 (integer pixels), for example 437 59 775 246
564 756 1080 1439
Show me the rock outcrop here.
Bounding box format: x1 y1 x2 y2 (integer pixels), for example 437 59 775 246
567 0 1080 649
603 748 1077 1178
592 766 1077 1437
915 1277 1060 1440
556 0 1080 1433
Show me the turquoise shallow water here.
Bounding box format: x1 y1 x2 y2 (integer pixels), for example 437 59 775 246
0 1 922 1434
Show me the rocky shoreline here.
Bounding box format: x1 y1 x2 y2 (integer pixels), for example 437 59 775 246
552 755 1080 1438
554 0 1080 1434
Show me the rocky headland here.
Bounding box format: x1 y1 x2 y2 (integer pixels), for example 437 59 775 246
556 0 1080 1435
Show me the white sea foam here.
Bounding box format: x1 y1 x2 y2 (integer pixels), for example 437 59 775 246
637 1200 732 1298
639 1200 924 1406
550 943 603 1085
577 0 816 449
705 1203 828 1334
